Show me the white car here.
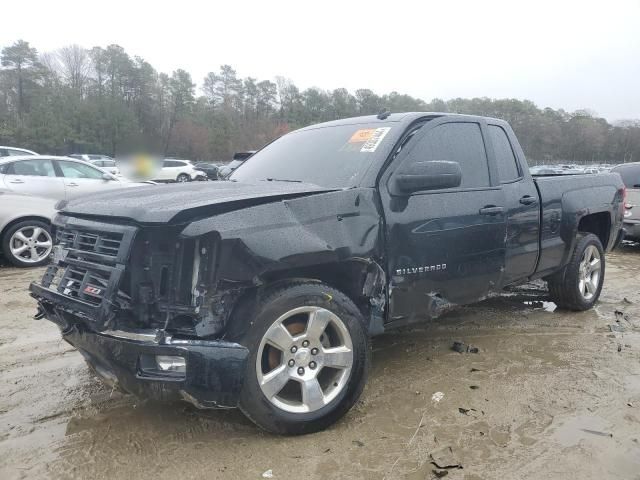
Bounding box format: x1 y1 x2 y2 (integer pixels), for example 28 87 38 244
153 159 204 182
0 146 38 157
0 155 151 201
0 189 57 267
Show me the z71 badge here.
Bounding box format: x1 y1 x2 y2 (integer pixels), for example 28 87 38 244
396 264 447 275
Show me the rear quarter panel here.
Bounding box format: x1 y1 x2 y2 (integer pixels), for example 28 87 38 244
534 173 624 276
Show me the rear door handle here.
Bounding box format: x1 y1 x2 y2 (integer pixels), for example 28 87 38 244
479 206 505 215
520 195 537 205
9 179 25 184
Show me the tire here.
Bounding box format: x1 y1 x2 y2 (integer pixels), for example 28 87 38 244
232 280 369 435
2 220 53 267
176 173 190 183
547 233 605 310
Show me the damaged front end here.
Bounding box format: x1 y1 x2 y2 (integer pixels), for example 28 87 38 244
29 214 248 408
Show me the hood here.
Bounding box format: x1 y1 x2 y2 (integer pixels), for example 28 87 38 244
59 181 335 224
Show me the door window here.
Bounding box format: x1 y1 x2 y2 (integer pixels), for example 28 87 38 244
402 122 490 189
7 159 56 177
488 125 521 182
57 161 105 179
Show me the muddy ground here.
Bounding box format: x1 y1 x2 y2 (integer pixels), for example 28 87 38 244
1 245 639 480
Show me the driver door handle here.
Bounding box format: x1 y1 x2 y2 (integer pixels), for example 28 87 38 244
520 195 537 205
9 179 25 184
479 206 505 215
67 182 79 187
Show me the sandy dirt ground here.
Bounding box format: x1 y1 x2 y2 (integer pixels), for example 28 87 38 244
0 244 639 480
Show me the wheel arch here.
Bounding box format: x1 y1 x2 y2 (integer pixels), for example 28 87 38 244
1 215 52 241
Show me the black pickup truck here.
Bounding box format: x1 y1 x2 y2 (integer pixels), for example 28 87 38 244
30 113 626 434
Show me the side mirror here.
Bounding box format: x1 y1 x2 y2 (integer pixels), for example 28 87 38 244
394 161 462 194
102 173 115 181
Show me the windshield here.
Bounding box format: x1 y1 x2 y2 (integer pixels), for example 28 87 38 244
230 122 396 188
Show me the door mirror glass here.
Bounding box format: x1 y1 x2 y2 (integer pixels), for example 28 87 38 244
394 161 462 194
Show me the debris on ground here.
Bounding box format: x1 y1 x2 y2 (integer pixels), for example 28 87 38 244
470 385 479 390
452 341 479 353
618 344 623 352
432 469 449 478
432 391 445 403
430 446 462 470
623 297 633 304
581 429 613 438
609 324 626 333
262 469 274 478
352 440 364 447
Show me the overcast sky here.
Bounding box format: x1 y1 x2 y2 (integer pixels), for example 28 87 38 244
2 0 638 121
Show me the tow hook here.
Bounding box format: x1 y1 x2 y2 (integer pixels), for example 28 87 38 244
34 305 46 320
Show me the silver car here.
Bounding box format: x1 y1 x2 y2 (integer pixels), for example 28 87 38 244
611 163 640 241
0 189 57 267
0 146 38 157
0 155 150 200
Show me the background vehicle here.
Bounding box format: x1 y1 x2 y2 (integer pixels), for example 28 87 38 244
89 158 120 176
0 156 150 201
218 151 255 178
0 189 56 267
611 162 640 241
30 113 625 435
153 159 203 182
0 146 38 157
194 162 219 180
68 154 114 163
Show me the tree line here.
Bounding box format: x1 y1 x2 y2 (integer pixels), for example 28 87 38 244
1 39 638 165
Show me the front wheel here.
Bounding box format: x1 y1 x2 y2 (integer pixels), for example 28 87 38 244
234 281 369 435
547 233 605 310
176 173 190 183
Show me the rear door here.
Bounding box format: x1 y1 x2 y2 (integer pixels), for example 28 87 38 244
0 158 66 199
380 118 507 325
486 123 540 284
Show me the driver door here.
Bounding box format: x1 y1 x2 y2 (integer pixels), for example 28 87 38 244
379 118 507 326
54 160 113 200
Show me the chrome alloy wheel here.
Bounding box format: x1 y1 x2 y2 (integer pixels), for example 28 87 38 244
256 306 354 414
578 245 601 300
9 226 53 264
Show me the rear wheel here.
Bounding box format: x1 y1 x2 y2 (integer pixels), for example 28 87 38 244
2 220 52 267
176 173 190 183
547 233 605 310
234 281 369 435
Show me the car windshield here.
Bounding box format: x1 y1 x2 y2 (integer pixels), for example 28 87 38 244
230 122 396 188
612 164 640 188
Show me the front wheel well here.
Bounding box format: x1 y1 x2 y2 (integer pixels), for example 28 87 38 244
1 216 52 241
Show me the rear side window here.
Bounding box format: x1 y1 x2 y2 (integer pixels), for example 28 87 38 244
403 122 490 189
6 159 56 176
163 160 180 168
488 125 520 182
612 164 640 188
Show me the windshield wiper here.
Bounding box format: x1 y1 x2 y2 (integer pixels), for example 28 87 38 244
264 178 302 183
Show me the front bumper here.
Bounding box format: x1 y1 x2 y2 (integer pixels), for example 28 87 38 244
52 320 248 408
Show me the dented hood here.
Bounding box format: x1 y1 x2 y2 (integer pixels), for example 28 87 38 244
59 181 335 224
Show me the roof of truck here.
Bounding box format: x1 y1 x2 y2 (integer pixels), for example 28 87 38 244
297 112 509 131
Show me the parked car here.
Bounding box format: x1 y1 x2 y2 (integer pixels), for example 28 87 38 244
68 154 114 163
0 146 38 157
218 151 256 178
611 162 640 241
30 113 625 435
153 159 204 182
0 189 57 267
194 162 219 180
89 158 120 176
0 156 151 201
